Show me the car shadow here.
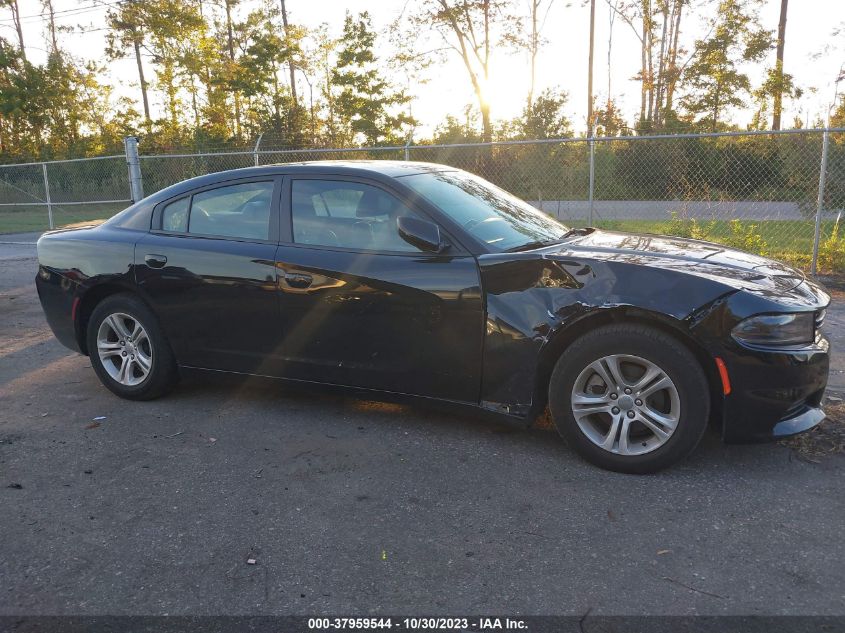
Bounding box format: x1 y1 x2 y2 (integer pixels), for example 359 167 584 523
167 367 790 476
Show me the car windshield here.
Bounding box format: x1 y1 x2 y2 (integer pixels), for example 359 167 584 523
399 170 570 252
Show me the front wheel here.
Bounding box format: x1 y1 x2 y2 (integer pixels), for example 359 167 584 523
86 293 178 400
548 323 710 474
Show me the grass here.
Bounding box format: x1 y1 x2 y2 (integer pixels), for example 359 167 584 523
579 218 845 271
0 202 127 234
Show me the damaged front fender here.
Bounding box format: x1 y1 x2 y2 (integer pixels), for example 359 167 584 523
477 252 737 419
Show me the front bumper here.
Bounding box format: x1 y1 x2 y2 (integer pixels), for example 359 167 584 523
719 335 829 443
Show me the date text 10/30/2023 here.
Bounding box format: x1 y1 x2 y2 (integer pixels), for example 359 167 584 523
307 617 528 630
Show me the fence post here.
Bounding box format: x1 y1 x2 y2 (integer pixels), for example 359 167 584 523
124 136 144 203
404 134 413 161
41 163 53 230
811 129 830 275
253 133 264 167
588 130 596 226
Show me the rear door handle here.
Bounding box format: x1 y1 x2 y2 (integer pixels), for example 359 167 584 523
144 254 167 269
284 272 313 289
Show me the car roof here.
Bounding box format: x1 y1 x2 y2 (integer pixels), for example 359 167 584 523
269 160 455 177
107 160 460 229
143 160 455 204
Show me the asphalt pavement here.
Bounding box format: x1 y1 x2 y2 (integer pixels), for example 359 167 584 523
1 234 843 616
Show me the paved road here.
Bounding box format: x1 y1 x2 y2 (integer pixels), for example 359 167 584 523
1 237 843 616
530 200 839 222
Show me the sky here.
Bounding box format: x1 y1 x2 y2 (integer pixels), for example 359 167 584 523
3 0 845 138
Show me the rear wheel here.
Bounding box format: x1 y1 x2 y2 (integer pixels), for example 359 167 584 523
86 294 178 400
548 323 710 474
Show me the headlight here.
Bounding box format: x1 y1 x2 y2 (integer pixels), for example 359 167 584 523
731 313 815 347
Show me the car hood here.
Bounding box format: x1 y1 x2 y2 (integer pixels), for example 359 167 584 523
543 230 827 306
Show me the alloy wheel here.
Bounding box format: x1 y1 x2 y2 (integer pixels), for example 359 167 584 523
570 354 680 456
96 312 153 386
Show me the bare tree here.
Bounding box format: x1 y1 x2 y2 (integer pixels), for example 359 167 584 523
2 0 26 62
280 0 299 105
222 0 243 138
41 0 59 55
105 0 152 124
406 0 516 143
610 0 688 129
772 0 788 130
526 0 555 109
606 0 620 98
501 0 556 110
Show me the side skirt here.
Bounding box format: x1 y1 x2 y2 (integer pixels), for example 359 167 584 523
178 365 532 430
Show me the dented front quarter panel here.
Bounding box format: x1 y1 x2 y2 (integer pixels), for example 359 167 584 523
477 246 741 417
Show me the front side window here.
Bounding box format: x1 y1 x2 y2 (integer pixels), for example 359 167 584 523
179 181 274 240
399 170 569 252
291 179 427 252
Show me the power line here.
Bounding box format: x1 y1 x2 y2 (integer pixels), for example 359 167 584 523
0 0 128 25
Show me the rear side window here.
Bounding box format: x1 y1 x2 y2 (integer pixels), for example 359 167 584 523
190 182 273 240
107 202 153 230
162 197 189 232
159 181 274 241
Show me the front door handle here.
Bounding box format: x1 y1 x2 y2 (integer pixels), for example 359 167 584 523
284 272 313 289
144 254 167 269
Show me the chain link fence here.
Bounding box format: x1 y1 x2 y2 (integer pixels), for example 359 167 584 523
2 129 843 273
0 155 132 234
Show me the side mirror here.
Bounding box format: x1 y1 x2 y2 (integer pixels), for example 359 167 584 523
397 216 445 253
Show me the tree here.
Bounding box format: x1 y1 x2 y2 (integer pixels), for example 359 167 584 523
276 1 309 145
42 0 59 55
831 94 845 128
772 0 788 129
605 0 620 101
502 0 556 111
516 88 572 139
222 0 244 138
751 63 800 131
407 1 516 143
594 98 627 136
528 0 554 110
610 0 689 130
0 29 133 161
330 12 415 145
429 112 484 144
1 0 25 63
280 0 298 106
231 4 308 146
106 1 152 124
680 0 772 131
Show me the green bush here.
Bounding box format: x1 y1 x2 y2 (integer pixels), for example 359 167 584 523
819 215 845 273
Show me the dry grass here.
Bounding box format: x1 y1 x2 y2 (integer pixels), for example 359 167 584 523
780 402 845 461
532 408 554 431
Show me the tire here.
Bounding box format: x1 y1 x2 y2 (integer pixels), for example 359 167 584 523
548 323 709 474
86 293 178 400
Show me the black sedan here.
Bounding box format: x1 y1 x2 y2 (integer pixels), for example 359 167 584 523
36 161 831 473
